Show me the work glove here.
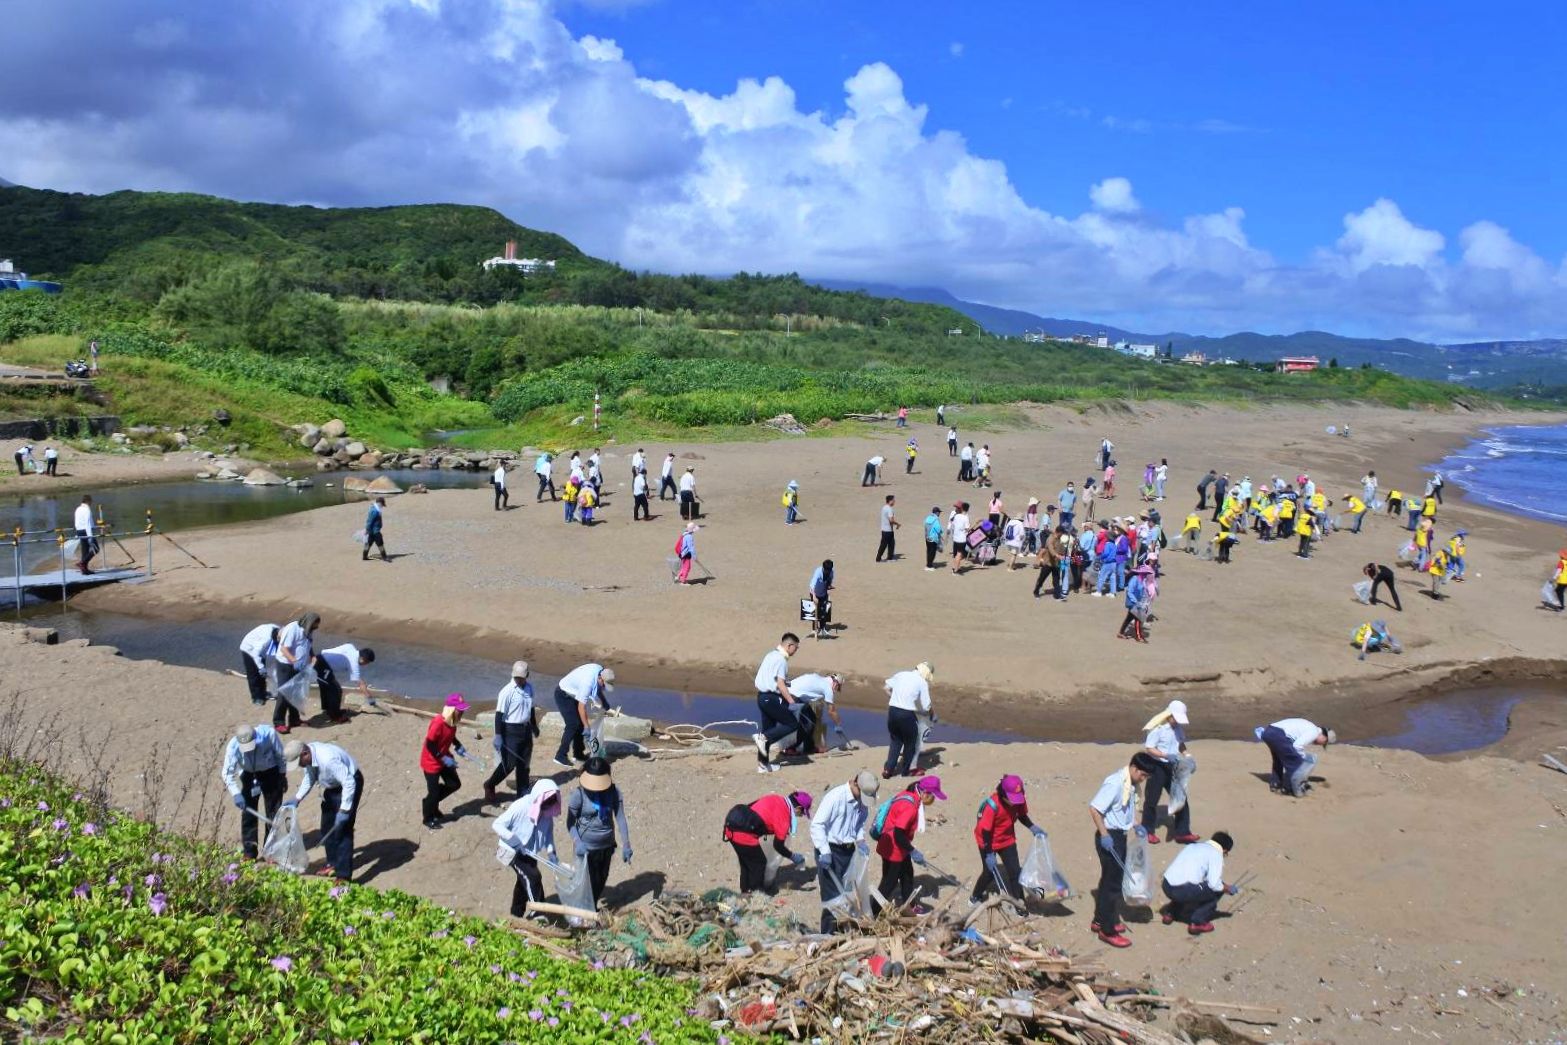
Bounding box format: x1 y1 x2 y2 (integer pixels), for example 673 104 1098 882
1098 834 1114 853
1030 826 1047 841
833 726 846 737
982 852 999 872
1226 883 1241 896
282 798 299 810
232 794 247 810
621 848 633 866
455 745 468 759
790 853 806 868
333 811 351 830
1133 825 1149 840
910 849 926 866
441 755 457 769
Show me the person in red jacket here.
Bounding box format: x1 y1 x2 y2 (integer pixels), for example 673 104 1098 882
421 694 471 831
723 790 814 894
872 775 946 915
971 774 1048 904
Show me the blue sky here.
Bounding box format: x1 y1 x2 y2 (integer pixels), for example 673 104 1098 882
3 1 1564 339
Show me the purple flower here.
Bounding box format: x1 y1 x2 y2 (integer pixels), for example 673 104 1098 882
149 892 167 916
496 1007 511 1019
270 956 293 973
82 823 97 836
547 1017 560 1028
221 873 238 886
343 926 357 936
227 862 239 872
528 1009 544 1021
638 1034 653 1044
507 972 522 983
463 935 477 948
52 817 69 831
592 960 606 970
37 801 49 812
72 882 91 899
561 1001 574 1012
0 797 10 808
429 928 447 938
144 874 161 888
329 886 346 900
381 911 395 920
525 970 538 981
489 964 502 974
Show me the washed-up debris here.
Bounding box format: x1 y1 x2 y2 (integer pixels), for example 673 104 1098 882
762 413 808 435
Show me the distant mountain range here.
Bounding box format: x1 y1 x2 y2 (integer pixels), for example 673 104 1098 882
812 278 1567 391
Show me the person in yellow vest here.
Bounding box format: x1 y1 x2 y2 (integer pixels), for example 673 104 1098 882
904 438 919 475
1551 549 1567 611
1293 506 1315 559
562 476 581 523
1213 523 1237 564
576 482 598 526
1180 512 1203 554
1426 546 1452 598
1354 619 1401 660
1421 493 1439 524
1277 495 1295 539
1413 517 1434 571
1446 530 1467 581
1386 488 1403 517
1345 492 1368 534
1259 500 1279 541
1309 491 1329 532
782 480 800 525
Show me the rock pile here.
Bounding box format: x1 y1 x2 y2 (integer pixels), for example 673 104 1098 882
291 420 521 475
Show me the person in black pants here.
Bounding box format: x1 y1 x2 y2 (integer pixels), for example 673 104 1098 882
1209 476 1229 521
884 707 920 776
1089 752 1157 948
223 724 286 860
875 495 898 563
1196 470 1216 511
1364 562 1403 611
1161 831 1234 932
313 654 344 721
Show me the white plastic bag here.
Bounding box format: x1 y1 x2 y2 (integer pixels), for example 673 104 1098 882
1168 755 1197 815
1353 579 1373 604
823 841 874 921
273 665 316 712
1121 831 1152 905
1542 581 1563 609
261 806 308 874
1018 834 1071 902
763 841 785 890
544 857 596 924
1396 542 1418 563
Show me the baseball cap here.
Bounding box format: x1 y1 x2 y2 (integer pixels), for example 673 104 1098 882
599 667 616 693
1169 700 1189 725
998 774 1026 804
445 693 470 712
283 740 305 765
511 660 530 679
855 770 880 799
914 776 947 801
234 724 258 753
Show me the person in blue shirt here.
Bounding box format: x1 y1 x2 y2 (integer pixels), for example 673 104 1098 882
807 560 834 638
1057 483 1077 530
1118 565 1153 642
923 506 944 570
362 497 387 562
221 723 287 859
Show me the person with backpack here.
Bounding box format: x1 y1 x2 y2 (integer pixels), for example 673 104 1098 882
674 522 697 585
567 757 633 908
971 774 1047 904
783 480 800 525
722 790 813 894
1141 700 1199 844
883 662 934 779
1088 752 1159 948
872 775 946 915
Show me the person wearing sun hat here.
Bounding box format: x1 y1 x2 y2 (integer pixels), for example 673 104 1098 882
723 790 814 894
1141 701 1199 844
971 774 1047 904
883 662 934 779
420 694 472 831
567 756 634 907
221 722 287 859
282 739 363 880
873 774 947 915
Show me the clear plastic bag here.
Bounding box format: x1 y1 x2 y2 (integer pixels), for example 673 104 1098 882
1353 579 1373 604
823 842 874 921
1121 831 1153 905
763 842 785 890
544 856 596 924
1396 542 1418 563
273 665 316 712
1018 834 1071 902
1168 755 1197 815
1542 581 1563 609
261 806 308 874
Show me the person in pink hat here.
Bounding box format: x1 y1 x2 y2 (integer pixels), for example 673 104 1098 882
421 693 472 831
872 775 946 915
722 790 814 895
971 774 1048 903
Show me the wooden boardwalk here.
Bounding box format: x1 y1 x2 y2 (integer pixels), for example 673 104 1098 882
0 566 147 596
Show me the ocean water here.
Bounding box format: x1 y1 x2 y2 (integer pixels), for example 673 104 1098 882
1435 423 1567 524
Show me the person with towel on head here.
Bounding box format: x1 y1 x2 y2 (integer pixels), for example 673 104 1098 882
1254 718 1334 797
271 612 320 734
494 779 561 919
1141 700 1200 844
811 770 879 932
872 775 946 916
221 723 287 860
567 756 633 907
971 774 1047 904
1088 752 1159 948
883 662 934 779
420 694 472 831
485 661 539 804
1161 830 1237 936
282 740 363 881
723 790 813 894
552 663 615 769
675 521 698 584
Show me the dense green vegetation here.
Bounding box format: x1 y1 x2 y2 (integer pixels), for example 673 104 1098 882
0 184 1500 456
0 760 708 1043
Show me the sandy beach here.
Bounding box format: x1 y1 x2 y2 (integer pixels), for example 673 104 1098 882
1 440 234 497
74 402 1567 741
3 626 1564 1043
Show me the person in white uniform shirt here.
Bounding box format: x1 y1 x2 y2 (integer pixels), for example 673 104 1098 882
630 448 645 478
271 612 320 733
283 740 364 881
882 662 933 779
314 643 374 724
787 672 846 754
73 494 98 573
751 634 800 772
1088 751 1159 949
1140 700 1199 844
1160 830 1237 935
679 467 699 520
861 454 884 487
809 769 879 933
43 445 58 477
238 622 280 705
631 469 650 521
221 723 287 859
949 502 971 574
534 452 556 502
1255 717 1333 797
551 662 615 768
658 452 677 500
484 661 539 803
491 462 508 511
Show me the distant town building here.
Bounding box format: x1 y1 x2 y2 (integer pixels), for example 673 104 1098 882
1180 351 1207 365
1275 356 1320 373
1114 341 1159 359
482 240 556 275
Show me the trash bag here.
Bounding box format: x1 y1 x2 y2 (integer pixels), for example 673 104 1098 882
1168 754 1197 815
352 529 367 545
763 841 785 890
1396 542 1418 563
273 666 316 712
823 841 874 921
584 702 607 759
1018 833 1071 902
261 806 308 874
1542 581 1563 609
1121 831 1153 905
63 538 81 558
544 856 596 925
1353 579 1373 604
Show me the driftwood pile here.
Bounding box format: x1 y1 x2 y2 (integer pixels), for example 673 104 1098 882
533 889 1276 1043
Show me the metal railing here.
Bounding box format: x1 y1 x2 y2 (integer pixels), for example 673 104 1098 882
6 509 207 610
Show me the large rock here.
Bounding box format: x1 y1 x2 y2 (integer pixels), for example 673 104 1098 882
298 425 322 448
242 467 286 486
344 441 367 458
342 476 371 492
321 419 348 439
171 432 190 448
312 439 334 456
365 476 404 495
215 467 242 481
360 452 383 469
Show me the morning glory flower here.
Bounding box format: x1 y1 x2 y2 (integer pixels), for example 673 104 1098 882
149 893 168 916
270 956 293 973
